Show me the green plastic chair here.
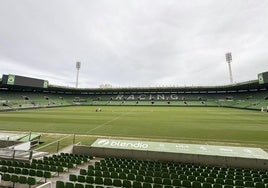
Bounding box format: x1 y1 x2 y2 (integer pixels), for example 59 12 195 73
36 170 44 177
153 184 163 188
212 183 222 188
104 178 113 186
75 183 84 188
44 171 52 182
29 169 37 176
133 181 142 188
162 178 172 185
181 180 191 187
19 175 28 184
123 180 132 188
3 173 11 181
154 177 162 184
56 181 65 188
8 166 15 173
206 177 214 184
77 175 86 183
136 174 144 182
244 181 254 187
192 181 202 188
234 180 244 186
85 184 94 188
172 179 181 186
65 182 75 188
113 179 122 187
144 176 153 183
11 174 19 187
127 173 136 180
202 182 212 188
80 169 87 175
224 179 233 186
143 182 152 188
95 177 104 185
14 167 22 174
85 176 94 184
27 177 37 188
255 182 266 188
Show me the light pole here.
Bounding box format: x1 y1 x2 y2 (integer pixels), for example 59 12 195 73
76 62 81 88
225 52 233 84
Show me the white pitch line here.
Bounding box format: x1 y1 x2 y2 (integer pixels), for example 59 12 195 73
86 110 134 133
86 116 121 133
35 135 71 151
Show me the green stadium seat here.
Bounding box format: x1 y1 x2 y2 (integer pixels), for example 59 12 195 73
215 178 224 184
65 182 75 188
85 176 94 184
244 181 255 187
133 181 142 188
3 173 11 181
172 179 181 186
80 169 87 175
85 184 94 188
163 178 172 185
153 184 163 188
75 183 84 188
101 177 111 186
127 173 136 180
203 182 212 188
234 180 244 186
14 167 22 174
11 174 19 187
87 169 94 176
1 166 8 173
77 175 86 183
56 181 65 188
19 175 28 184
197 176 206 182
36 170 44 177
113 179 122 187
212 183 222 188
206 177 215 183
95 177 104 184
192 181 202 188
8 166 15 173
144 176 153 183
123 180 132 188
255 182 266 188
136 174 144 182
119 172 127 179
28 177 38 187
153 177 162 184
181 180 191 187
44 171 52 182
143 182 152 188
223 185 233 188
224 179 233 186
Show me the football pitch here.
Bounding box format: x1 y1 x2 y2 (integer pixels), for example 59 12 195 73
0 106 268 150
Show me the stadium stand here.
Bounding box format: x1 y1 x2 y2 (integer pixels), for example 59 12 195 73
1 73 268 111
55 156 268 188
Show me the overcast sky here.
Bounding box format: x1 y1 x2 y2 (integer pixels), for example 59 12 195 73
1 0 268 88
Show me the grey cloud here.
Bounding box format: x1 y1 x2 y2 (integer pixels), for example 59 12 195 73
0 0 268 88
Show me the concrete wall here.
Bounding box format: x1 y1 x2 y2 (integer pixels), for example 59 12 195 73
73 145 268 170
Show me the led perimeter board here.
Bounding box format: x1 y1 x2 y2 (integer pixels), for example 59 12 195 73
2 74 48 88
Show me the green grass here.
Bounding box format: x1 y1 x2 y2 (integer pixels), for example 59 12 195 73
1 106 268 151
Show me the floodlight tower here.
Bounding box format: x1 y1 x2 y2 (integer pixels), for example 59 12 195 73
76 61 81 88
225 52 233 84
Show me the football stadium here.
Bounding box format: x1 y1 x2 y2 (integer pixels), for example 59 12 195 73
1 1 268 188
0 72 268 188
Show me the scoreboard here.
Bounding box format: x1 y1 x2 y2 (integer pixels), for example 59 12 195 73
258 72 268 85
2 74 48 88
